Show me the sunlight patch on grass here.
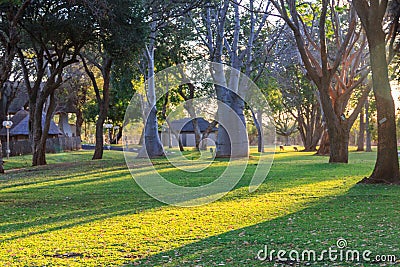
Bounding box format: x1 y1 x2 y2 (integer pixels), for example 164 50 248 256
0 149 380 266
0 177 356 266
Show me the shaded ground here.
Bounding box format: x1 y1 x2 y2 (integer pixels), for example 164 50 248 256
0 149 398 266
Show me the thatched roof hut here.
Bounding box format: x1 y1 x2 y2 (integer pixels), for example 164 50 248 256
0 109 62 140
169 118 218 133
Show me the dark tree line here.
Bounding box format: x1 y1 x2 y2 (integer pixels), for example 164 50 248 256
0 0 399 185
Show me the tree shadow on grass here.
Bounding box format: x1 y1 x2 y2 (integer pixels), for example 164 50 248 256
0 150 380 267
0 161 165 241
129 184 400 266
0 150 375 244
0 165 128 190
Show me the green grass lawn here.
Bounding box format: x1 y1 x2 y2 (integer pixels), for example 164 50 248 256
0 149 399 266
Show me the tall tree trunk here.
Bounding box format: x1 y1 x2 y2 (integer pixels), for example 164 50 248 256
0 1 31 125
364 41 399 182
138 128 144 146
310 129 323 151
272 0 366 163
111 126 122 144
207 0 248 158
306 123 323 151
191 118 202 150
215 93 249 158
251 109 264 153
0 90 8 126
298 122 307 150
317 77 354 163
357 106 365 151
228 90 249 158
31 99 46 166
200 120 218 150
76 109 84 139
0 142 4 173
34 92 56 166
163 78 184 152
365 99 372 152
305 141 318 152
92 106 106 160
20 48 49 166
138 106 164 157
93 60 111 160
166 118 184 152
297 114 323 152
19 44 75 166
215 83 232 157
328 122 349 163
138 43 164 158
0 88 7 171
75 82 87 140
316 124 349 163
168 127 172 148
183 84 202 150
32 117 46 166
306 104 323 151
257 110 264 153
80 55 112 160
354 0 400 183
316 129 330 155
285 135 289 146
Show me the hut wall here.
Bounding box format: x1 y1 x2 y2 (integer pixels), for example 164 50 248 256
1 136 81 156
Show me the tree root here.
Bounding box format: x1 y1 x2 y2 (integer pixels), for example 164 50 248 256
357 177 400 185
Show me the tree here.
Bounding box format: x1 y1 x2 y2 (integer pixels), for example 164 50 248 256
18 0 96 166
365 97 373 152
0 0 30 122
137 0 204 158
81 0 146 160
356 104 365 151
177 84 202 149
159 85 185 151
58 64 91 140
353 0 400 183
136 20 164 158
80 53 113 159
109 64 136 144
191 0 273 157
0 0 31 172
274 62 324 151
273 111 298 145
161 19 205 150
271 0 370 163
